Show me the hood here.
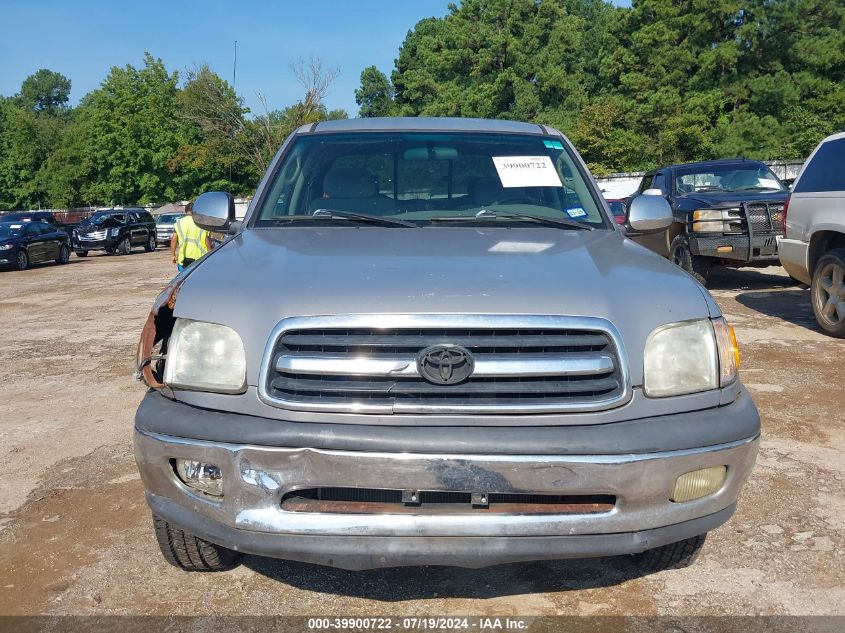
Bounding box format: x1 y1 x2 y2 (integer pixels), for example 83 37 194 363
174 227 716 386
676 190 787 208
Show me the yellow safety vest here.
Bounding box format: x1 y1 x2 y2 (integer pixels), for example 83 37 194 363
174 215 209 264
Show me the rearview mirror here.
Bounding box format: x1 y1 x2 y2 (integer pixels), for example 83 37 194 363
625 194 673 235
404 147 458 161
193 191 235 232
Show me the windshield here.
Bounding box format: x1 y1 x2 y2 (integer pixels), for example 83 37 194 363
157 213 183 223
675 164 785 194
88 212 125 225
254 132 608 228
0 223 24 238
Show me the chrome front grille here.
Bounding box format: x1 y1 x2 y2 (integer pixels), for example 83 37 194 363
743 202 784 235
78 229 107 240
258 315 629 414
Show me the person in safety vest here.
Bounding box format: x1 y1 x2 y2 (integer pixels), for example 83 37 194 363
170 202 212 272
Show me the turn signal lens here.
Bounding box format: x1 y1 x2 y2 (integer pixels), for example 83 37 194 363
671 466 727 502
174 459 223 497
712 317 739 387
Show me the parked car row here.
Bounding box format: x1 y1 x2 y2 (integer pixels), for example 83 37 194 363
0 208 172 271
613 133 844 337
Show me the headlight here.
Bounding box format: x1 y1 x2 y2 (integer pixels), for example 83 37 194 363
163 319 246 393
692 209 726 232
0 244 13 251
108 227 120 237
644 319 718 397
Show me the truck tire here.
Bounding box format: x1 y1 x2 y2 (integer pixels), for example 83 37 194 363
152 514 241 572
811 248 845 338
670 235 711 286
117 237 131 255
634 533 706 573
144 233 156 252
75 250 88 257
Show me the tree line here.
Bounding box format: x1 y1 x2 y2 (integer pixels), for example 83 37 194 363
2 0 843 210
0 55 345 210
355 0 845 174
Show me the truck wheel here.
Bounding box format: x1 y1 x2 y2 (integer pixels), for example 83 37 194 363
75 250 88 258
634 533 707 573
144 234 156 252
811 248 845 338
118 237 131 255
15 250 29 271
56 245 70 264
152 514 241 572
670 235 711 286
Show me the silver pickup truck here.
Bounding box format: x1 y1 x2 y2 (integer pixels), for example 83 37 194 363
134 118 759 573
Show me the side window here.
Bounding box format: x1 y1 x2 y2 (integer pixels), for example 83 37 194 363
794 139 845 193
638 174 654 193
38 222 53 234
26 224 40 237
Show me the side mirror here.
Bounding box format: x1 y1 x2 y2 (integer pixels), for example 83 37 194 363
625 194 673 235
193 191 235 232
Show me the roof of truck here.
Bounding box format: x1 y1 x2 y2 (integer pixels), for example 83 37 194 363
309 117 551 135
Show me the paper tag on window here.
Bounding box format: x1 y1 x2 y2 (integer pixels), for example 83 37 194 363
492 156 563 188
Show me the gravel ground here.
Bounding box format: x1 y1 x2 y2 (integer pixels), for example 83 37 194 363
0 249 842 618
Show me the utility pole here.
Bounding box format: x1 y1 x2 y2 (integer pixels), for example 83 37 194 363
233 40 238 89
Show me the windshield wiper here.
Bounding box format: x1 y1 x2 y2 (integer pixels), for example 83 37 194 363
735 186 782 192
308 209 417 227
431 209 593 230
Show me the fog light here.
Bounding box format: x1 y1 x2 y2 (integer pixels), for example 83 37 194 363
671 466 727 502
174 459 223 497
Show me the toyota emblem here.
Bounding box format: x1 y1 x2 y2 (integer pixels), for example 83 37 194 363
417 345 475 385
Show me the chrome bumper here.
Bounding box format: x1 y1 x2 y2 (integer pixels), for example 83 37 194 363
135 430 757 566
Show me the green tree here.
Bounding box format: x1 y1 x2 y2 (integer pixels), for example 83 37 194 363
355 66 396 117
17 69 71 113
169 64 255 195
63 53 184 205
0 70 72 208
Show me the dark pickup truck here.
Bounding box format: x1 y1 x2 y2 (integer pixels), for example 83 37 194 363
73 209 157 257
628 159 788 285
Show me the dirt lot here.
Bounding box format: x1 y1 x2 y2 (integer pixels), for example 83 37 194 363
0 249 843 617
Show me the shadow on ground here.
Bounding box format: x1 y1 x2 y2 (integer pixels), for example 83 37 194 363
706 267 800 291
244 555 648 601
735 289 818 331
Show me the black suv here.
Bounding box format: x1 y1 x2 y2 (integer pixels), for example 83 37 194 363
73 209 157 257
628 159 788 285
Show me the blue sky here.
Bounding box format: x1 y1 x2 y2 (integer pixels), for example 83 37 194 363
0 0 630 117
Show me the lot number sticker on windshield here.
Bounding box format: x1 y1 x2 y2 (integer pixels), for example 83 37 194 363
492 156 563 188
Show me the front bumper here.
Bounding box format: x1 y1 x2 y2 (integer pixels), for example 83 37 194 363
691 233 780 263
73 237 115 252
156 229 174 244
134 396 759 569
777 237 810 284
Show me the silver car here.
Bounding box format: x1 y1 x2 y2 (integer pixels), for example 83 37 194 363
154 212 185 246
134 118 759 572
778 131 845 337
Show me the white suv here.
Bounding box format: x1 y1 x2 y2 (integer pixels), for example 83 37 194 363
779 131 845 337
